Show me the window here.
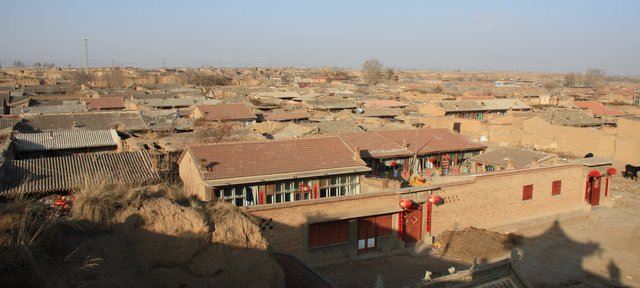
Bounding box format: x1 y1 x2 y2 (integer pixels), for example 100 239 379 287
552 180 562 196
265 180 312 204
308 220 350 248
318 175 360 198
522 184 533 200
215 186 256 207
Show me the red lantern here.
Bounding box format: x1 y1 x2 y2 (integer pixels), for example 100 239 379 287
428 194 443 205
607 168 617 176
399 199 417 210
428 157 436 163
390 161 398 167
588 170 602 178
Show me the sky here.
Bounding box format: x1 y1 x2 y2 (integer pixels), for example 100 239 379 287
1 0 639 75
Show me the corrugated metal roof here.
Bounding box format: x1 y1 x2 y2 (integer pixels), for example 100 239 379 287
18 111 150 133
12 129 119 152
0 150 160 197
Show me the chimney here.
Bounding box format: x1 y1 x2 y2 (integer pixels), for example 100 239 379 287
353 147 361 160
505 158 514 170
531 157 539 168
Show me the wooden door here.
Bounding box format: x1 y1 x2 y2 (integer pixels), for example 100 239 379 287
590 177 601 206
403 205 423 243
357 217 376 253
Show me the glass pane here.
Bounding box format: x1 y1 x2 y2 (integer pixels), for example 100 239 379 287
275 194 282 203
330 177 337 185
293 182 299 190
224 188 232 197
266 195 273 204
235 187 244 196
320 189 328 198
304 193 310 200
234 198 243 207
340 176 348 184
294 193 301 201
275 183 281 192
351 175 359 183
284 193 291 202
321 179 329 187
330 187 337 197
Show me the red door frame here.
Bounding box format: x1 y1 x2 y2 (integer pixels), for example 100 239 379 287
587 176 601 206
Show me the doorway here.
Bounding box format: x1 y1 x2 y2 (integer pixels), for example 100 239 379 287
403 205 423 243
588 176 601 206
357 217 376 253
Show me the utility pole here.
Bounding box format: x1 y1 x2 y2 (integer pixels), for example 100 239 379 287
82 38 89 69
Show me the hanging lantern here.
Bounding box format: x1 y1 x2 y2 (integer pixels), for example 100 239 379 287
607 167 617 176
390 161 398 167
399 199 417 210
588 170 602 178
428 194 443 205
428 157 436 163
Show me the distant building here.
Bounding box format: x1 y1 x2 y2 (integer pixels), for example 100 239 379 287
419 99 532 120
190 103 256 124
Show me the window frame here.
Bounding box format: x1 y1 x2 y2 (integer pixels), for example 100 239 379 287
522 184 534 201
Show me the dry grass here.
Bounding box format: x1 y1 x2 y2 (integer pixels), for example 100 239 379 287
70 179 133 223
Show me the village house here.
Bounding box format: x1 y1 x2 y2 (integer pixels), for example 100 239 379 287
190 103 256 124
360 99 408 109
178 137 371 205
419 99 532 120
264 109 311 123
11 129 121 159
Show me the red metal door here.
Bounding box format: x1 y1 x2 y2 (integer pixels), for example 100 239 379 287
403 205 423 243
590 177 601 206
357 217 376 253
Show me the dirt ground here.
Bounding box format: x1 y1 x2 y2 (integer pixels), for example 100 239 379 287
317 174 640 288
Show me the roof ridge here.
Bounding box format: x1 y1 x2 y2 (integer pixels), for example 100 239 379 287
187 134 341 148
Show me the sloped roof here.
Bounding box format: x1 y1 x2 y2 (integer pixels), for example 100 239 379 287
84 97 125 110
432 99 532 112
536 109 604 127
18 111 150 133
132 97 220 108
252 91 300 99
12 129 119 152
361 99 407 108
574 101 625 117
0 116 20 130
11 104 89 115
185 137 370 183
304 98 357 110
359 107 403 118
374 129 487 155
470 147 555 169
338 132 413 159
264 109 311 121
195 103 256 121
0 151 159 197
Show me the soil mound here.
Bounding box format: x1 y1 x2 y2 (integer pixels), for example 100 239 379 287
434 227 517 260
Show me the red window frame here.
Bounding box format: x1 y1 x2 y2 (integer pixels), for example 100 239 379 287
522 184 533 200
552 180 562 196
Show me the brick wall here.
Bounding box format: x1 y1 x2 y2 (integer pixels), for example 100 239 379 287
430 164 589 236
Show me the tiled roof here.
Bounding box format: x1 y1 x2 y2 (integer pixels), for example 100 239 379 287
574 101 625 117
12 129 119 152
195 103 256 121
433 99 531 112
132 97 220 108
185 137 369 182
470 147 555 169
18 111 150 133
338 132 413 159
264 109 311 121
0 151 160 197
536 109 604 127
0 116 20 130
373 129 486 156
359 107 403 118
304 98 357 110
84 97 125 110
11 104 89 115
252 91 300 99
361 99 407 108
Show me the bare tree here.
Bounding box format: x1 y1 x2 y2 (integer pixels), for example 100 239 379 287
564 72 582 87
33 62 42 68
66 70 95 87
362 58 384 85
13 60 25 68
385 68 395 81
105 68 125 88
585 68 606 87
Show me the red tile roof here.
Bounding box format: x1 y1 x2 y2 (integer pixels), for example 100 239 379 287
373 129 486 156
186 137 368 181
195 103 256 121
338 132 413 158
84 97 125 110
574 101 625 117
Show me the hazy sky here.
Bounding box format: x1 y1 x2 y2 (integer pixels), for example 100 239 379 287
1 0 639 75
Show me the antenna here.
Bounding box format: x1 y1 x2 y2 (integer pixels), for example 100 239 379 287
82 38 89 69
